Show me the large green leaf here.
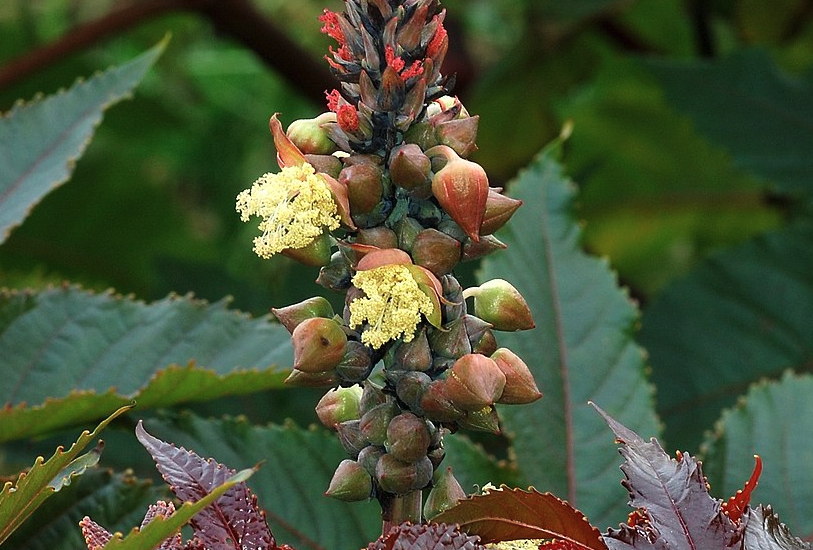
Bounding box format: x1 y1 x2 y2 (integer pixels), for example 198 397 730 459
646 49 813 195
0 286 293 442
142 413 381 550
3 468 162 550
639 221 813 450
477 142 659 527
0 405 131 546
0 39 166 244
703 372 813 540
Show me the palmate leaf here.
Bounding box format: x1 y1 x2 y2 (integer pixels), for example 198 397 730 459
0 404 131 546
0 286 292 442
703 372 813 539
2 469 162 550
593 404 739 550
433 486 607 550
99 468 256 550
135 421 274 550
646 49 813 195
142 413 381 550
0 38 166 244
638 220 813 450
477 140 659 526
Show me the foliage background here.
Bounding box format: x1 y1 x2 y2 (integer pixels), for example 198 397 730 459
2 0 813 548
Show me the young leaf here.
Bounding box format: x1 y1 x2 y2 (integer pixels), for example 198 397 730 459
477 139 659 526
143 413 381 550
0 286 293 443
0 404 131 546
432 486 607 550
0 38 166 244
135 421 275 550
742 506 811 550
368 522 484 550
593 403 739 549
99 468 256 550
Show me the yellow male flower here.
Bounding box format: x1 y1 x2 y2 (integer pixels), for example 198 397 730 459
236 163 341 259
349 264 435 349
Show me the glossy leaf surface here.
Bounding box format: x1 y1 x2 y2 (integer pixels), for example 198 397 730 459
477 142 658 526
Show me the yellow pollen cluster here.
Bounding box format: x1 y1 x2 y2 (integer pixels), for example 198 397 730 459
236 163 340 259
349 265 435 349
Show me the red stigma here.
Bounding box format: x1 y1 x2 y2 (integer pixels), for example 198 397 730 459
337 105 360 132
319 10 345 44
326 89 342 112
427 20 447 59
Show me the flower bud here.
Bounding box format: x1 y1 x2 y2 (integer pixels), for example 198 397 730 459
292 317 347 373
411 228 461 277
325 459 372 501
463 315 493 348
393 327 432 371
281 231 333 267
287 113 339 155
357 445 386 476
428 317 472 359
427 445 446 470
403 121 439 150
356 227 398 249
304 153 342 179
316 251 352 292
480 189 522 235
395 371 432 412
409 197 443 227
335 341 375 383
435 115 479 158
420 380 464 423
359 381 388 415
340 163 384 215
316 385 363 428
336 419 368 457
458 406 501 433
471 328 498 356
436 219 468 243
386 412 431 463
464 279 535 331
413 456 434 491
491 348 542 405
284 369 339 388
375 453 417 495
461 235 507 262
272 297 335 334
444 354 506 411
360 401 398 445
441 275 465 322
426 145 488 243
394 216 423 252
424 467 466 519
389 144 431 192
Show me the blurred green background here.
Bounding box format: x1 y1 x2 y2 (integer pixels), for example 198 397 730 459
3 0 805 315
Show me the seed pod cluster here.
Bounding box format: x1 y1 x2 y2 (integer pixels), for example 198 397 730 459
263 0 541 507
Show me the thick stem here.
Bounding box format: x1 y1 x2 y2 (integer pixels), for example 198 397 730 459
381 490 422 534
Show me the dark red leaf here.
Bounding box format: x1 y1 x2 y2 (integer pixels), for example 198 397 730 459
367 522 484 550
432 486 607 550
592 403 739 549
136 421 275 550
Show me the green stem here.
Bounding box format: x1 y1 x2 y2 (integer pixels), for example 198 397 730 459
381 490 422 534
